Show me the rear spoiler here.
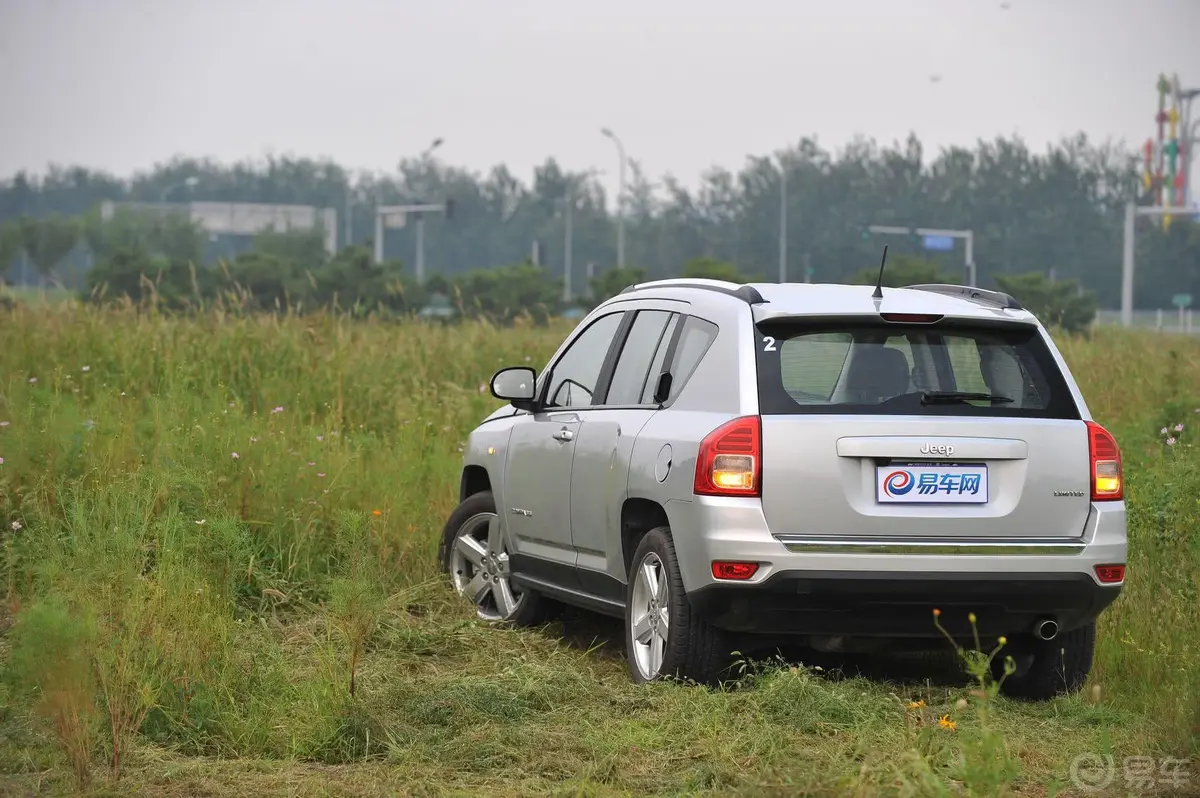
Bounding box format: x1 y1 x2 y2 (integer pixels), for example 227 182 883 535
902 284 1023 311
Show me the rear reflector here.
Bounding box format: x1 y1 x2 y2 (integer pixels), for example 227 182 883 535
1094 564 1125 584
1086 421 1123 501
711 561 759 580
879 313 944 324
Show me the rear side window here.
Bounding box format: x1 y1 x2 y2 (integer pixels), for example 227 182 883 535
667 317 718 402
756 319 1079 419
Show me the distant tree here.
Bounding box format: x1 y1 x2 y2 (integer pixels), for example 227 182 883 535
247 228 328 274
993 272 1097 334
681 257 759 283
83 207 205 266
0 131 1168 309
589 267 646 304
223 251 308 310
849 254 956 288
0 220 19 277
453 263 561 323
86 245 204 306
16 214 80 283
311 245 415 312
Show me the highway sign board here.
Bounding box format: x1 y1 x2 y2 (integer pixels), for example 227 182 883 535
1171 293 1192 309
922 235 955 251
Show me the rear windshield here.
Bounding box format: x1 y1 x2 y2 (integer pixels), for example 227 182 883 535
754 318 1080 419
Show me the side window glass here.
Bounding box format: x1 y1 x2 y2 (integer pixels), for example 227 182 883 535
545 312 625 408
667 317 719 401
639 314 682 403
604 311 675 405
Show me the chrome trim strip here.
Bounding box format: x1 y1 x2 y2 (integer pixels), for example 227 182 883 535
774 536 1087 556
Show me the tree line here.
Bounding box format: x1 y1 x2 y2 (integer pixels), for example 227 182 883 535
1 131 1198 314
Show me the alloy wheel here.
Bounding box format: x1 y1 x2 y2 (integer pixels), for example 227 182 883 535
448 511 525 621
630 552 670 679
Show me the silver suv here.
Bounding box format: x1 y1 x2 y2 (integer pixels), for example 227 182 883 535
439 278 1126 700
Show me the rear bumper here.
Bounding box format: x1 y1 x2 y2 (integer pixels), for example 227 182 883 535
664 496 1126 637
686 570 1119 637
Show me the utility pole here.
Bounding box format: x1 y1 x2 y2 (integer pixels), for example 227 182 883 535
778 158 788 283
601 128 628 268
863 225 976 286
563 168 604 303
564 198 573 302
413 138 444 280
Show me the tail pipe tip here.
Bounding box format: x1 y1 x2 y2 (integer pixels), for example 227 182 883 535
1034 619 1059 641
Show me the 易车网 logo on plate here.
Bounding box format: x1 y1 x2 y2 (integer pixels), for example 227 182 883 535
883 469 916 496
878 466 988 503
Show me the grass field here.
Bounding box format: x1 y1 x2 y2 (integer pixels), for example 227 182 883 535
0 303 1197 796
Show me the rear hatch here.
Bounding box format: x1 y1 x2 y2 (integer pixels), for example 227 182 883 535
754 314 1089 539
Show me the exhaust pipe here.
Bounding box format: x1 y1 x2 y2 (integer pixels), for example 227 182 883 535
1034 619 1059 641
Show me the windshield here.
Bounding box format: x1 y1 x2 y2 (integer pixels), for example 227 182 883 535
755 318 1079 419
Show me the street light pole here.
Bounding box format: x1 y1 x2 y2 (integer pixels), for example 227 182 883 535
413 138 444 281
601 127 627 268
778 157 788 283
564 194 573 302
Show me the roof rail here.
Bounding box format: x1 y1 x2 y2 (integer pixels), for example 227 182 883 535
902 283 1022 311
619 278 766 305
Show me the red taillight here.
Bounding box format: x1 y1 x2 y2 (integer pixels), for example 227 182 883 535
1086 421 1123 501
711 561 760 580
879 313 944 324
1095 564 1125 584
694 416 762 497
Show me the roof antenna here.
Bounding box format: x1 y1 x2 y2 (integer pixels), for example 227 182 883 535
871 245 889 300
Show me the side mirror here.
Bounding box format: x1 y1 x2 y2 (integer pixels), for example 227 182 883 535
490 366 539 410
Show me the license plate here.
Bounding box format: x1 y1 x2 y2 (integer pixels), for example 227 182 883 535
876 463 988 504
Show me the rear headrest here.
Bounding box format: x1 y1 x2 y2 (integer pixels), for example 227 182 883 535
844 344 911 403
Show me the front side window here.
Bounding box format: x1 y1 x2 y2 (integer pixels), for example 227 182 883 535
756 318 1079 419
544 312 625 408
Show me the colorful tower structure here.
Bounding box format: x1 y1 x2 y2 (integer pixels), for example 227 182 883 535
1143 73 1193 230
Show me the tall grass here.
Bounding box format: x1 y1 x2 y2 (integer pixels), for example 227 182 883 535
0 302 1196 795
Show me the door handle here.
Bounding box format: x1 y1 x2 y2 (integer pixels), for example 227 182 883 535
552 428 574 442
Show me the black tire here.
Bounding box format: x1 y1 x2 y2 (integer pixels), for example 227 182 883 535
998 622 1095 701
625 526 733 686
439 490 551 628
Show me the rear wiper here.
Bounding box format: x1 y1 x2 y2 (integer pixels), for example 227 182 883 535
921 390 1014 405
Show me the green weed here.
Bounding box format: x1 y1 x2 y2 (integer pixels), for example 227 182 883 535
0 302 1196 795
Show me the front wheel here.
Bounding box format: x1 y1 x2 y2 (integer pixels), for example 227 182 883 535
440 491 549 626
625 526 733 686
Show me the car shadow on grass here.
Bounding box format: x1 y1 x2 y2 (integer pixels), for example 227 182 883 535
543 604 972 688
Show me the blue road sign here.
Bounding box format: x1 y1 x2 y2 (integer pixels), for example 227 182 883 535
922 235 955 251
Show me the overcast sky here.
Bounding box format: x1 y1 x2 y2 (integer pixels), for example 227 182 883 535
2 0 1199 201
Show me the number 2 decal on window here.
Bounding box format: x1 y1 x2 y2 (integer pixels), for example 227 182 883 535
762 336 777 352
